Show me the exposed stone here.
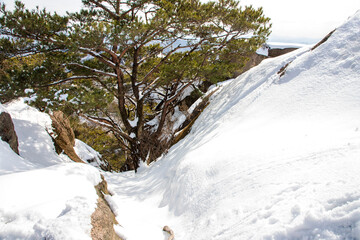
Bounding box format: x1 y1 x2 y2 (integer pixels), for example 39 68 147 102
234 53 267 77
91 175 122 240
0 112 19 154
173 89 218 145
50 111 84 163
268 48 298 58
277 61 293 77
163 225 175 240
311 29 336 51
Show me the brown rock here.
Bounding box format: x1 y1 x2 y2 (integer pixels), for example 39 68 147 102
163 225 175 240
234 53 267 77
311 29 336 51
268 48 298 58
50 111 83 163
91 175 122 240
0 112 19 155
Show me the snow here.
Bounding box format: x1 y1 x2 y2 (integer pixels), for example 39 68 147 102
171 106 187 131
1 10 360 240
0 100 104 239
0 163 101 240
103 10 360 240
267 41 312 49
2 99 70 170
74 139 107 168
256 45 269 56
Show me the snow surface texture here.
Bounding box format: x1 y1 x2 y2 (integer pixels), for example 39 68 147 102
0 100 103 239
74 139 107 168
105 11 360 239
2 99 70 172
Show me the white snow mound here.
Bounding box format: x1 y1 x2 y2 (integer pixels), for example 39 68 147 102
0 100 104 239
106 10 360 240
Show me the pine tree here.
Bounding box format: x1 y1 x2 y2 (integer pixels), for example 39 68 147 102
0 0 271 171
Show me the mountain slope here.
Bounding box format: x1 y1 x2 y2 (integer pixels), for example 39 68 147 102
106 11 360 239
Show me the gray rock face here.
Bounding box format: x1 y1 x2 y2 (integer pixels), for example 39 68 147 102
0 112 19 155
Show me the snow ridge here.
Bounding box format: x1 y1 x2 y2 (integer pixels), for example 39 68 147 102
105 11 360 240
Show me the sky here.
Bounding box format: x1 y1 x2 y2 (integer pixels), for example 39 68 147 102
2 0 360 44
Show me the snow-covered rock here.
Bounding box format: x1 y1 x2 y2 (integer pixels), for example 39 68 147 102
0 100 107 239
105 10 360 240
74 139 108 170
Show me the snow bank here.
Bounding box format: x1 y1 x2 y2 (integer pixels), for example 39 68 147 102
105 11 360 240
2 99 71 171
0 140 37 175
0 163 101 240
0 100 104 239
74 139 107 168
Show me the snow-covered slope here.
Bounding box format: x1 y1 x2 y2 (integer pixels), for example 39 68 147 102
0 100 103 239
106 11 360 239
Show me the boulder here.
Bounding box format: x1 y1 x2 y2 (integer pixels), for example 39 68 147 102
91 175 122 240
0 112 19 155
50 111 84 163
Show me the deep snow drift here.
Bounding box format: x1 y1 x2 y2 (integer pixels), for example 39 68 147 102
0 100 103 239
105 11 360 240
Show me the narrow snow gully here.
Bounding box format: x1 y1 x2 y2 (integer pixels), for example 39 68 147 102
105 11 360 240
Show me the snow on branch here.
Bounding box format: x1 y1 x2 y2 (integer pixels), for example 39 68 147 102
37 75 98 87
78 47 117 68
67 62 117 78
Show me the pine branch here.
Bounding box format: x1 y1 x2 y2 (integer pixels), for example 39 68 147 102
78 47 117 69
67 62 117 78
37 75 97 87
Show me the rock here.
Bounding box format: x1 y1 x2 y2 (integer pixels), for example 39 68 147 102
268 48 298 58
0 112 19 154
91 175 122 240
311 29 336 51
234 53 267 77
163 225 175 240
50 111 84 163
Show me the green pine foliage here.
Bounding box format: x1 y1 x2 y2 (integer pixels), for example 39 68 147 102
0 0 271 171
70 117 126 172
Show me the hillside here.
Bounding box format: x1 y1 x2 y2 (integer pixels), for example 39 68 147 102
0 10 360 240
104 10 360 239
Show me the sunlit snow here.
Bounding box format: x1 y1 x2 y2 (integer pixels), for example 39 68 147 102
0 10 360 240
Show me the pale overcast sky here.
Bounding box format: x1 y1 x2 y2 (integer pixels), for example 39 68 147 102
2 0 360 44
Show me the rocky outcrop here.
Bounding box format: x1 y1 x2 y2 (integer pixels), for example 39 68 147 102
268 48 298 58
91 175 122 240
234 53 267 77
0 112 19 154
50 111 84 163
311 29 336 51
